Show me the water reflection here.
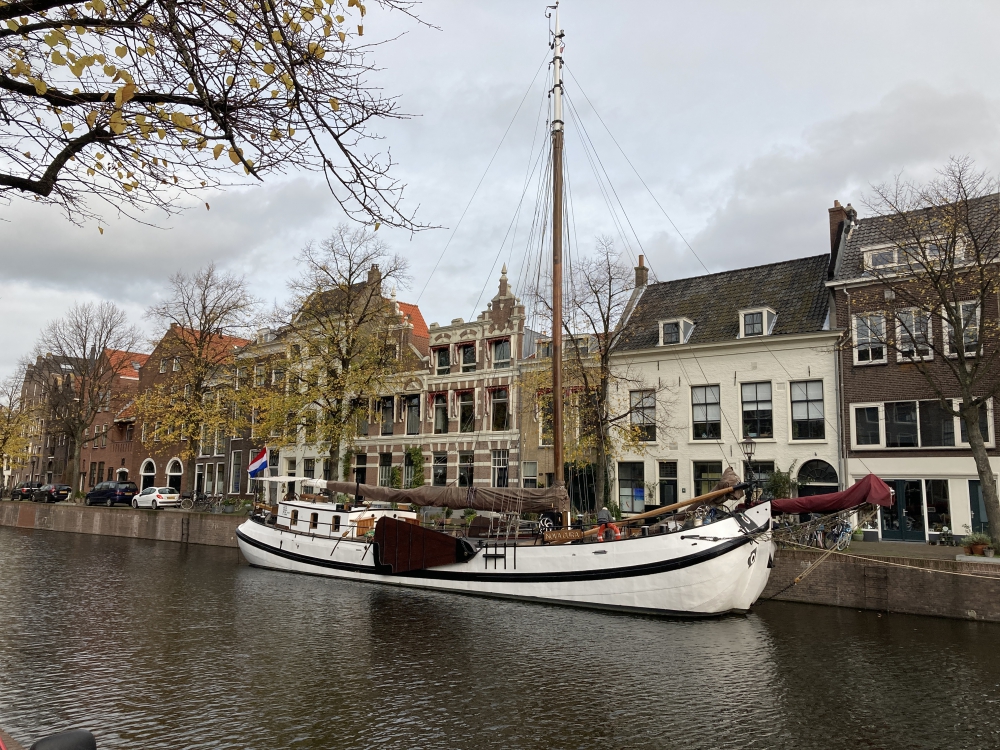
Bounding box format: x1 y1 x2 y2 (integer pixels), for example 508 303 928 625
0 528 997 749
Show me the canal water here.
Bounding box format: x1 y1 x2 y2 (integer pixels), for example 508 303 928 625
1 527 998 750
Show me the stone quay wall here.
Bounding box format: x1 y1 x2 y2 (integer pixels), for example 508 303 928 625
764 547 1000 622
0 501 242 548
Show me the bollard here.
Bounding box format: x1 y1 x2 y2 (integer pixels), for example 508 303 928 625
29 730 96 750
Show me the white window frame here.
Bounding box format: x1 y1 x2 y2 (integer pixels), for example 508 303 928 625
895 308 933 362
849 398 994 450
863 245 897 271
943 301 980 358
491 449 509 488
658 318 695 346
958 397 995 448
522 461 538 489
853 313 887 365
737 307 776 339
850 402 885 450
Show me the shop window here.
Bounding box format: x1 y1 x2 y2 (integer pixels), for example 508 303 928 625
925 479 950 532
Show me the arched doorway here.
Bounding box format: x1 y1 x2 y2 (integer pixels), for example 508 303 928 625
797 459 838 497
140 460 156 490
116 468 129 482
166 459 183 492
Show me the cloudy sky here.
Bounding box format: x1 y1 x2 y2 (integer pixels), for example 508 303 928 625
4 0 1000 377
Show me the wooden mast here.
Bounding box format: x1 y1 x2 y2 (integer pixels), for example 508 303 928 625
550 3 565 490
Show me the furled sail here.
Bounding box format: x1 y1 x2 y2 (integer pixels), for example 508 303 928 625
771 474 893 514
324 481 570 514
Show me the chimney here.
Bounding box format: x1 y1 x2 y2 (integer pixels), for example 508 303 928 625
634 255 648 288
367 264 382 287
828 200 847 253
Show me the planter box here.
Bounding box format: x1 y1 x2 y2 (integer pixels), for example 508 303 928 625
863 530 880 543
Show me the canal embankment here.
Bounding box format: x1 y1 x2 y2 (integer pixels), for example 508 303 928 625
0 501 242 548
0 725 25 750
764 544 1000 622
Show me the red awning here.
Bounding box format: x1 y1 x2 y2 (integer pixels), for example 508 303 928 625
772 474 893 514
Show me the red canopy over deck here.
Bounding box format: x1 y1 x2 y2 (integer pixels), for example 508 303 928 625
772 474 893 514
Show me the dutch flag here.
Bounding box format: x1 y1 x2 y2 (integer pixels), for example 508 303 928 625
248 447 269 478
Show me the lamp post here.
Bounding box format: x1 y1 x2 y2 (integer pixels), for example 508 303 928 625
741 437 757 498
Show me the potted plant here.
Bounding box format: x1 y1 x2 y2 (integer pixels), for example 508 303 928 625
852 529 864 542
986 545 996 558
960 532 992 556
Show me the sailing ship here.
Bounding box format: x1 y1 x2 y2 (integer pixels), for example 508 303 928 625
236 5 777 616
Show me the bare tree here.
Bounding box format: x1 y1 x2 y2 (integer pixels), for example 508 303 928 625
135 263 261 489
862 157 1000 545
261 224 410 482
0 364 32 489
0 0 424 228
528 237 666 511
34 300 143 496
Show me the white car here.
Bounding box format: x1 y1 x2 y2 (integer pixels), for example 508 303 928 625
133 486 181 510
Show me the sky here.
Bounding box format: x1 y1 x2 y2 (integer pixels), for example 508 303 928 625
4 0 1000 377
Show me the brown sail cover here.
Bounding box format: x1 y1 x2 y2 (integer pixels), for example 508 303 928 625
772 474 893 514
374 516 477 574
325 481 569 513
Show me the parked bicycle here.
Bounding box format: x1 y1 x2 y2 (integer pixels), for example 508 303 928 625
824 517 853 551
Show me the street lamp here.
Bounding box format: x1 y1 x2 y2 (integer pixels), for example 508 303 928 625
740 436 756 461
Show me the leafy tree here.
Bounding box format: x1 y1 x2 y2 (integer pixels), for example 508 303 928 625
134 263 261 491
0 0 422 227
33 300 142 496
0 366 33 488
259 224 410 483
862 157 1000 545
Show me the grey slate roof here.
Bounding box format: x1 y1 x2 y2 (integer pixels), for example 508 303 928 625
615 254 832 351
832 193 1000 281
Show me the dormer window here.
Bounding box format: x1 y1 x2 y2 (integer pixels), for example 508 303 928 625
738 308 776 339
659 318 694 346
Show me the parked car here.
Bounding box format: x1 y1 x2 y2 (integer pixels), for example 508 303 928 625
32 484 72 503
133 486 181 510
84 481 139 507
10 481 42 500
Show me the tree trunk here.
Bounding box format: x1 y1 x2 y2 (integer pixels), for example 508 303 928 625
68 432 82 502
963 408 1000 547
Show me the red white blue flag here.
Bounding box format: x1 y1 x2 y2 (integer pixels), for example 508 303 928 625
248 447 268 477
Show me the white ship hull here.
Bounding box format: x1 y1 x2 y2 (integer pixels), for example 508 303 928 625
237 502 774 617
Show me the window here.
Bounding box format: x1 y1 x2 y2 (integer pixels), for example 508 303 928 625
491 388 510 431
167 459 183 491
790 381 824 440
630 390 656 442
433 394 448 434
522 461 538 489
659 318 695 346
460 344 476 373
662 322 680 345
303 457 315 479
491 449 509 487
897 309 932 360
380 396 394 435
140 460 155 490
323 458 332 481
458 451 474 487
272 369 285 386
617 461 645 514
433 453 447 486
159 358 167 374
744 461 774 485
285 458 296 477
309 512 319 530
960 403 991 445
919 400 954 447
332 515 341 533
435 348 450 375
854 406 881 445
354 453 367 485
290 509 298 527
405 395 420 435
403 451 416 488
885 401 918 447
741 382 772 439
459 391 475 433
854 314 886 364
172 357 180 372
865 247 896 269
658 462 677 507
945 302 980 357
797 460 838 495
254 364 265 386
692 385 721 440
378 453 392 487
693 461 722 497
743 311 763 337
230 451 243 493
492 339 511 369
89 461 97 488
153 422 161 442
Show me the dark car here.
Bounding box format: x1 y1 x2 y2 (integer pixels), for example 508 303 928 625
10 481 43 500
85 481 139 507
32 484 72 503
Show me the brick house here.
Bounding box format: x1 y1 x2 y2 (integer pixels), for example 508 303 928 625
13 354 78 487
610 254 843 515
828 199 1000 541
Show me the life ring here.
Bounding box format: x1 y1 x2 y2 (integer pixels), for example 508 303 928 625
598 522 622 542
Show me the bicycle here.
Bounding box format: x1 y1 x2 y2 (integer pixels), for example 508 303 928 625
824 517 853 551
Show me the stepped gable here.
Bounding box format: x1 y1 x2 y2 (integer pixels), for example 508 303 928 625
616 254 831 351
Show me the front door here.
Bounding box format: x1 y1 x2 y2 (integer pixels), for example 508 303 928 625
880 479 925 541
970 480 989 535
